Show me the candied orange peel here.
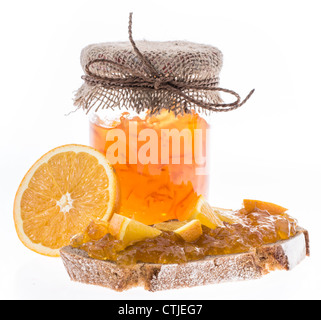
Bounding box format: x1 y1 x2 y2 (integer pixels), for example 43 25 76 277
174 220 203 242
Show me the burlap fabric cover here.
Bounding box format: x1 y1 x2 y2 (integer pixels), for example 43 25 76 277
74 13 254 115
74 40 225 115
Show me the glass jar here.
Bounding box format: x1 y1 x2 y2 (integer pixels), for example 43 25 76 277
73 35 250 226
89 108 210 225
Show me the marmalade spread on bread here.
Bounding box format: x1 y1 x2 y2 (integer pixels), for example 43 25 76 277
70 200 298 265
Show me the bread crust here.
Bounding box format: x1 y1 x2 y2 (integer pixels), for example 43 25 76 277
60 228 309 292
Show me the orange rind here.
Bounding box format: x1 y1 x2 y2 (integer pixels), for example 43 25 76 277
243 199 288 215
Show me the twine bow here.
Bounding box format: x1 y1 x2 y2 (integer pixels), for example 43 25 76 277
82 13 255 114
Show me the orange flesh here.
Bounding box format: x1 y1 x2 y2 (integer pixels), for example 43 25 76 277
14 146 118 256
71 207 298 265
90 111 209 225
19 152 112 249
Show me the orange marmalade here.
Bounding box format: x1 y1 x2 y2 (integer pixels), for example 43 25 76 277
71 208 297 265
90 110 209 225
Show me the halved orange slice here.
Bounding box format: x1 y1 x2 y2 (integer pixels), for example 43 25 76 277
14 145 119 257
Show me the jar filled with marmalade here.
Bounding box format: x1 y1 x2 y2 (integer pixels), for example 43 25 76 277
74 31 252 226
89 107 210 225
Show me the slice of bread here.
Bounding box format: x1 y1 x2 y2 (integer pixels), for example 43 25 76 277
60 227 309 292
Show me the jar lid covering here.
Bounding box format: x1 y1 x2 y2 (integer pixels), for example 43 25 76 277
74 13 254 115
81 41 223 84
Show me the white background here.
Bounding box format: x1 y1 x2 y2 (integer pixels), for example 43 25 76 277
1 0 320 300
